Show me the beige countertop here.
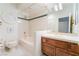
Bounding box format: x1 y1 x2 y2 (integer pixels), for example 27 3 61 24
42 32 79 44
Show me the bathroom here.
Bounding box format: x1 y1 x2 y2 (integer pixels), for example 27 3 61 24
0 3 79 56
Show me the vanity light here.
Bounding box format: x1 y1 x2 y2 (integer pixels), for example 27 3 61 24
54 5 58 11
54 3 63 11
59 3 63 10
45 3 63 12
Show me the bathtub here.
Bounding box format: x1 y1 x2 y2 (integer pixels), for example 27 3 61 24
19 36 34 56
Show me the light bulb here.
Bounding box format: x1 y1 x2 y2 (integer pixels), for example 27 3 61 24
59 3 63 10
54 5 58 11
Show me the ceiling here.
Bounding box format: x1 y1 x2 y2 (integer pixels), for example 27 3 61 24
14 3 48 18
13 3 74 19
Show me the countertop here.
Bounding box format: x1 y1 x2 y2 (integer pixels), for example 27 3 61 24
42 32 79 44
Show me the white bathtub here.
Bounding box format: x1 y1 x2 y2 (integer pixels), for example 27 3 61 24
19 36 34 56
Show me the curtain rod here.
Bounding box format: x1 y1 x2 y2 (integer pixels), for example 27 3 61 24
18 14 48 21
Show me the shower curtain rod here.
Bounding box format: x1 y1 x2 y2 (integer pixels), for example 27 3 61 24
18 14 48 21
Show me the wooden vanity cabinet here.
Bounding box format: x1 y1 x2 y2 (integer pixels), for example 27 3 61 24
42 45 55 56
68 43 79 54
55 48 69 56
41 38 55 56
41 37 79 56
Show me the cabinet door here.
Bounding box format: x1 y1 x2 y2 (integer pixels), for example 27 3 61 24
56 48 70 56
68 42 79 54
42 45 55 56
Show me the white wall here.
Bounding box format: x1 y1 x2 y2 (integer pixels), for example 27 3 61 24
17 8 30 40
29 17 48 37
73 3 79 34
18 19 29 40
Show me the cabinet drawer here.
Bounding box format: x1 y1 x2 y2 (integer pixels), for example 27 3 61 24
56 48 70 56
42 45 55 56
47 39 68 49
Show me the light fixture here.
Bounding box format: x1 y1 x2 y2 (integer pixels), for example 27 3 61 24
45 3 63 12
59 3 63 10
54 5 58 11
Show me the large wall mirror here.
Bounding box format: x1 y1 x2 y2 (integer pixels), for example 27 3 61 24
58 16 70 33
58 15 74 33
56 3 79 34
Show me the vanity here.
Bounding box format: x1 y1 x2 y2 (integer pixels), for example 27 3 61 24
41 33 79 56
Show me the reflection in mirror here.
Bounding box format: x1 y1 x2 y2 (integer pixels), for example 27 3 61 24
58 16 70 33
50 3 79 34
46 3 79 34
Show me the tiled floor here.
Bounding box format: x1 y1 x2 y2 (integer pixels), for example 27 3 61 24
0 45 33 56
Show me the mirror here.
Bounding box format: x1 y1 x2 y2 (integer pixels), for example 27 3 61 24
58 16 70 33
52 3 79 34
46 3 79 34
